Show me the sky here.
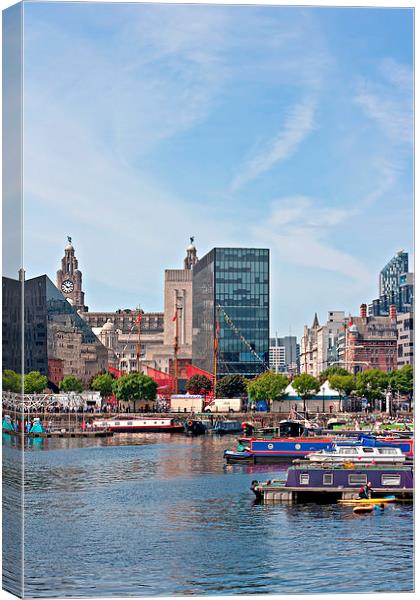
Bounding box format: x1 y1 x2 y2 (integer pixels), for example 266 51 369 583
10 2 414 337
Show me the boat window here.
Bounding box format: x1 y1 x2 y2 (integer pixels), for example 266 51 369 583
299 474 310 485
323 474 333 485
154 421 157 424
341 448 358 454
377 448 397 455
348 474 367 485
127 422 132 426
362 447 374 453
381 474 401 486
114 422 120 426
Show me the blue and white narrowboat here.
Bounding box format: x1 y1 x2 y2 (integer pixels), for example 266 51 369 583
225 433 413 464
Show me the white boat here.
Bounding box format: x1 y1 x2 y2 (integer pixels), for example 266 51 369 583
91 417 184 433
307 444 406 463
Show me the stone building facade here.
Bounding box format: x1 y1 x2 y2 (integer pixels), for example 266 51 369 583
300 312 346 377
396 311 414 368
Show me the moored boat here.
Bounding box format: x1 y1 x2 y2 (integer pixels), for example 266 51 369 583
225 436 338 463
250 463 413 503
92 416 184 433
184 418 212 435
226 432 413 464
306 444 406 464
213 420 243 434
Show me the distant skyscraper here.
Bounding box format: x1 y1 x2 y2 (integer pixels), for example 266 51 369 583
192 248 269 378
269 336 298 373
379 251 409 297
369 251 413 316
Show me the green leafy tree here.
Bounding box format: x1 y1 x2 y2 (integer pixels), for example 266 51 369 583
329 375 355 409
24 371 48 394
88 369 114 389
292 373 321 415
2 370 22 393
59 375 84 393
355 369 388 408
329 375 355 397
90 373 115 398
319 366 350 383
186 374 213 396
112 372 158 411
246 371 289 406
215 374 246 399
388 365 413 411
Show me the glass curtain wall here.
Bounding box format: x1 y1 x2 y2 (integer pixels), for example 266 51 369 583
215 248 269 378
192 248 269 379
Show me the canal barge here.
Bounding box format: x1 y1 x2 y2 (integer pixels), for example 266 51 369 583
225 433 414 464
91 417 184 433
225 436 337 463
251 463 414 503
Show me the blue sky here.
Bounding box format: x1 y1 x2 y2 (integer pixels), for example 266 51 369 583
17 2 413 336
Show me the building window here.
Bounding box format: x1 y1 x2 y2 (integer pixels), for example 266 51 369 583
348 474 367 485
381 474 401 486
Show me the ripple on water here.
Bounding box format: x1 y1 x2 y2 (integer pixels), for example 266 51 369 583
3 434 413 597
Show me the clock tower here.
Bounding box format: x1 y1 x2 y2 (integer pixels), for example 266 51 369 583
56 237 88 312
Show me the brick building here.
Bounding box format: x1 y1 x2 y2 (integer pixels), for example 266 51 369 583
341 304 397 373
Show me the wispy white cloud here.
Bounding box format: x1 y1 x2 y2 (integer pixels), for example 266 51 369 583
231 96 316 190
253 196 369 283
354 58 413 144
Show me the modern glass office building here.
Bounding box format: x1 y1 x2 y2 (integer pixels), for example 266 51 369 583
192 248 269 379
2 274 107 384
379 251 409 297
369 251 413 316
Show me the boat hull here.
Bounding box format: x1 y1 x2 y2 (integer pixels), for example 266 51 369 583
92 418 184 433
308 456 406 464
104 425 184 433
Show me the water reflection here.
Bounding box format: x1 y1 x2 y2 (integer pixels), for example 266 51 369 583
2 434 414 597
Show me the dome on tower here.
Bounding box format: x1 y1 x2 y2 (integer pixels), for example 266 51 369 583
184 236 198 269
64 236 74 251
102 319 115 332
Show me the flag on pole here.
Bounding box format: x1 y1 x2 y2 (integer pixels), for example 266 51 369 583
135 313 142 325
172 309 178 322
